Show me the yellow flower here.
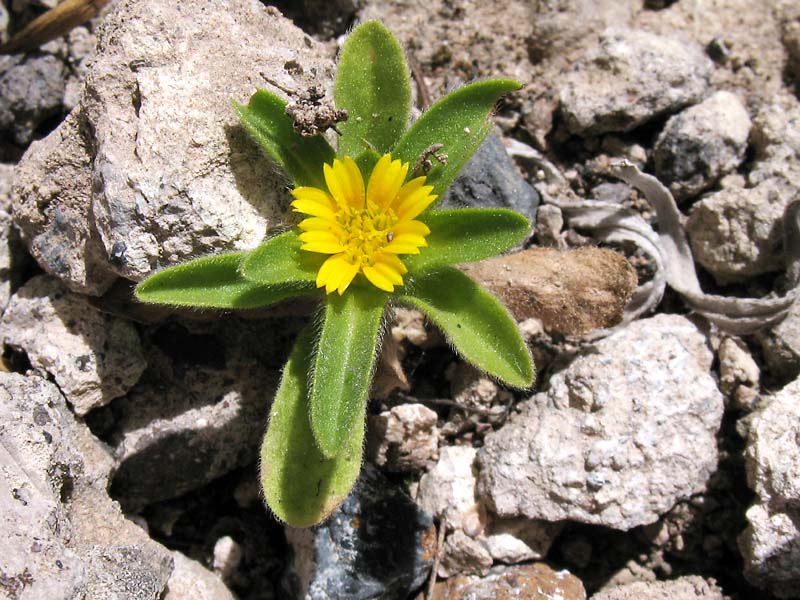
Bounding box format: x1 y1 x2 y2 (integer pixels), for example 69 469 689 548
291 154 437 294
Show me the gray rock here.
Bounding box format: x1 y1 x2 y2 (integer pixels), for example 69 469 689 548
558 28 712 135
756 299 800 382
439 133 540 223
13 110 118 295
0 3 8 45
739 378 800 598
366 403 439 473
1 275 147 414
109 318 290 511
654 91 751 201
416 445 480 533
13 0 335 293
165 551 235 600
686 178 792 283
591 576 725 600
0 162 25 313
283 464 434 599
477 314 724 530
0 53 66 145
0 372 174 599
718 336 760 411
749 94 800 189
438 530 493 578
431 563 587 600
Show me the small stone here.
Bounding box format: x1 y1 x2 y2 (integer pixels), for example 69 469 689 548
391 307 432 347
654 91 751 201
558 28 712 135
416 446 480 533
438 530 493 578
718 337 760 411
439 133 540 224
478 314 724 530
283 464 434 599
212 536 243 580
481 517 561 565
739 378 800 597
592 576 725 600
533 204 565 248
164 551 234 600
367 403 440 473
431 563 586 600
756 299 800 382
0 163 24 312
1 275 147 414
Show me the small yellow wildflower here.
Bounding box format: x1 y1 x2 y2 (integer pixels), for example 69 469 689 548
291 154 437 294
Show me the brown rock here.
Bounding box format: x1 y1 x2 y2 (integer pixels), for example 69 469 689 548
431 563 586 600
461 247 636 336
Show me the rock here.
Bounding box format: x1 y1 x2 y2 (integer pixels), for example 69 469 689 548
431 563 586 600
366 403 440 473
1 275 147 414
13 110 118 294
0 162 24 313
212 536 243 580
686 178 792 282
749 94 800 189
591 576 725 600
109 318 289 511
0 53 67 145
739 378 800 598
440 364 513 437
478 314 724 530
416 446 481 534
558 28 712 136
439 133 540 223
654 91 751 201
283 464 435 599
0 372 174 599
13 0 335 292
534 204 566 248
756 299 800 382
0 3 7 45
164 551 235 600
462 247 637 336
482 517 562 564
718 336 760 411
438 530 493 578
783 4 800 85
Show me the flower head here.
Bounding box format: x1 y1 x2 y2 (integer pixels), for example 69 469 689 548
291 154 437 294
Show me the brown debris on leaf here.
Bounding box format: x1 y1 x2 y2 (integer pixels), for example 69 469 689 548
461 247 637 336
285 85 348 137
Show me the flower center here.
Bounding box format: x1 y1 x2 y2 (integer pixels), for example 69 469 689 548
336 203 398 266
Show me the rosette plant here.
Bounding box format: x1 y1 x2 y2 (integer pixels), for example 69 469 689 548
136 21 534 527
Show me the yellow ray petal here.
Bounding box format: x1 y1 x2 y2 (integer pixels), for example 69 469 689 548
367 154 409 208
316 254 347 292
395 185 437 221
388 233 427 248
324 157 365 209
301 240 347 254
297 217 343 233
391 220 430 237
336 260 360 295
375 252 408 275
291 198 337 220
363 265 395 292
371 257 404 285
382 242 422 254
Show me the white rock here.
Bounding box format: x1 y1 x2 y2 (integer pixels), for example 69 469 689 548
416 446 480 533
367 403 439 472
478 314 724 530
212 536 243 580
718 337 760 411
739 378 800 598
591 576 725 600
1 275 146 414
558 28 712 135
165 552 234 600
12 0 335 291
483 517 562 564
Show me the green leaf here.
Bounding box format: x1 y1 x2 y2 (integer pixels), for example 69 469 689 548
392 79 522 197
311 285 388 458
135 252 312 309
335 21 411 158
355 148 382 177
240 230 323 286
261 327 364 527
399 267 534 388
233 90 335 188
406 208 530 272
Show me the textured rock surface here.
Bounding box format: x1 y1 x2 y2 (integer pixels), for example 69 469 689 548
591 576 725 600
718 336 760 411
438 530 493 578
558 28 712 135
0 162 23 312
283 464 434 599
416 446 480 533
462 247 637 336
0 372 174 599
739 378 800 598
478 314 724 530
482 518 562 564
654 91 751 201
757 299 800 381
431 563 586 600
366 403 439 473
164 551 235 600
1 275 147 414
439 133 540 223
12 0 335 292
109 318 290 510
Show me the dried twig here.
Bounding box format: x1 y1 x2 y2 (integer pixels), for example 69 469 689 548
426 515 446 600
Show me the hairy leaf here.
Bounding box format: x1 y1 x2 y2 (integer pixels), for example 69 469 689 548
240 230 324 286
234 90 335 188
261 327 364 527
407 208 530 272
399 267 534 388
311 285 387 458
392 79 522 196
135 252 311 309
335 21 411 158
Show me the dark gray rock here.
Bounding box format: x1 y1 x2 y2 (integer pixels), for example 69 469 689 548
284 464 435 600
439 133 540 224
0 53 66 145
